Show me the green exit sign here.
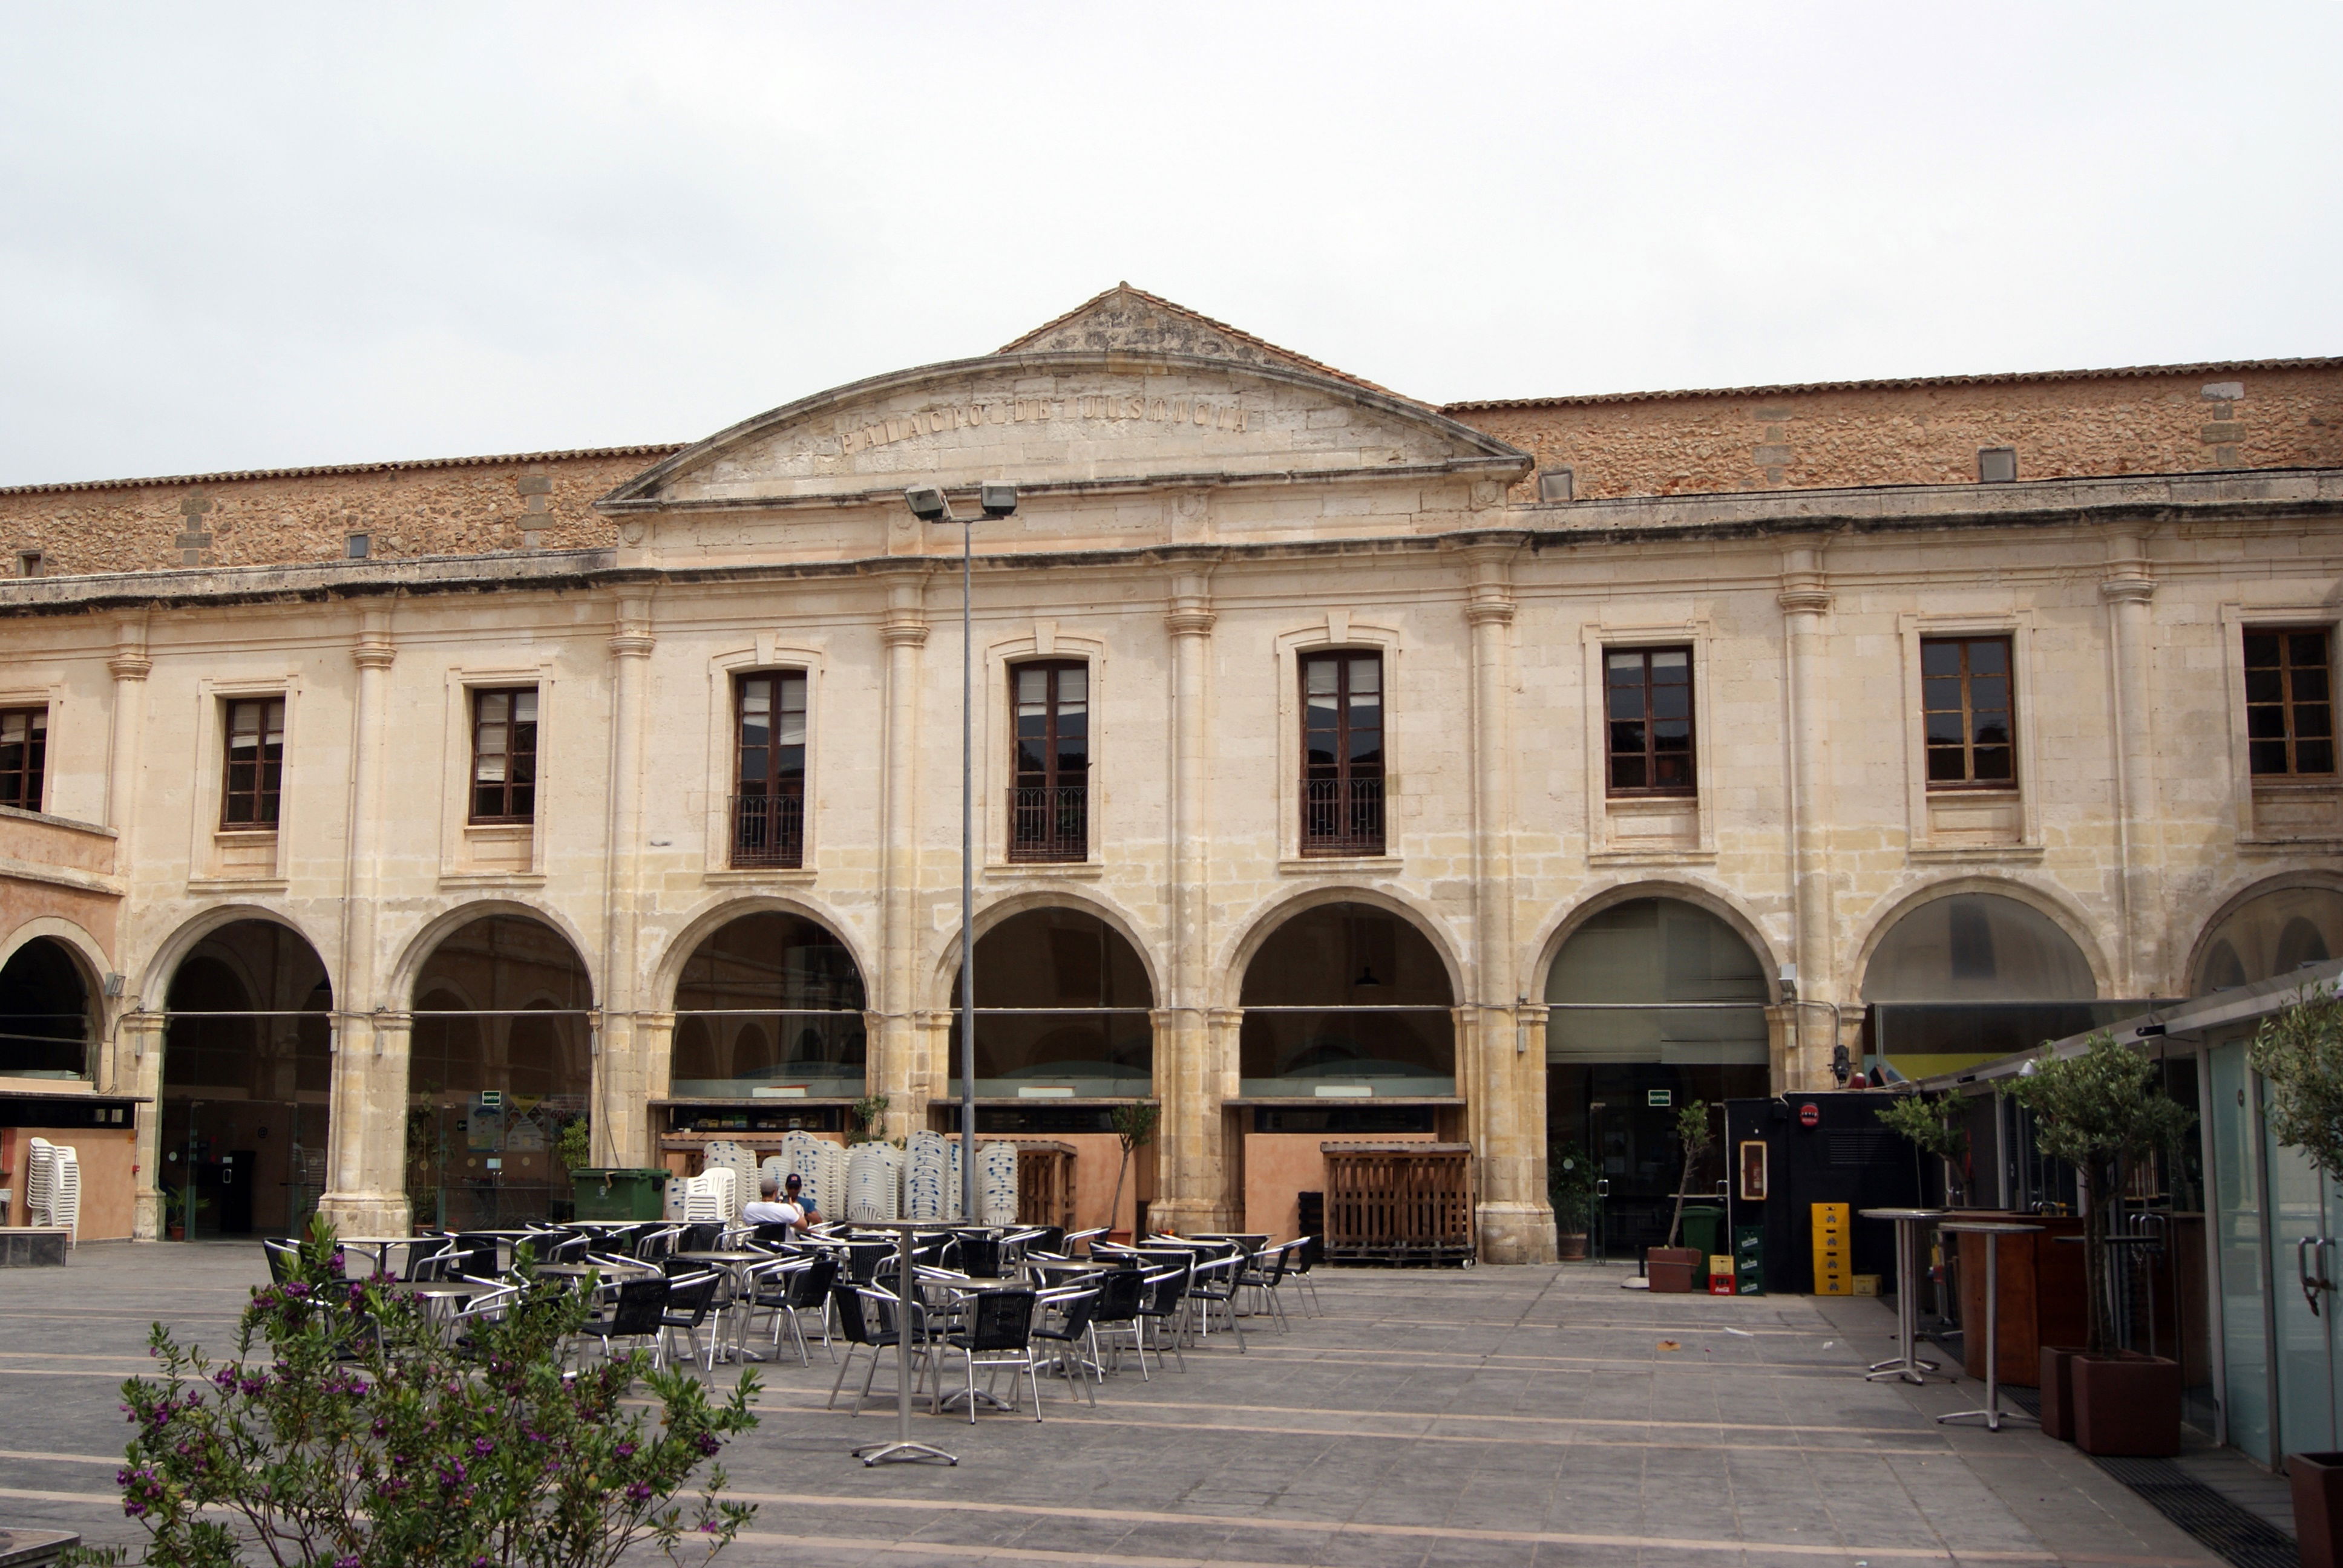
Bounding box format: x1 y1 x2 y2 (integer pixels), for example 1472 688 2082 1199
1647 1089 1673 1108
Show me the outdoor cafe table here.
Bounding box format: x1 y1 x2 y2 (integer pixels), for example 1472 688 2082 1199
1859 1208 1946 1385
1936 1220 2043 1432
672 1250 773 1363
335 1238 415 1277
849 1220 959 1468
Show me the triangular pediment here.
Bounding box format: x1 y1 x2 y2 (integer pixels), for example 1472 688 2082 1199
998 284 1409 400
603 350 1524 512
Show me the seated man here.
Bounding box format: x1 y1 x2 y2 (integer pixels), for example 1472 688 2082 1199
781 1171 821 1228
742 1177 803 1233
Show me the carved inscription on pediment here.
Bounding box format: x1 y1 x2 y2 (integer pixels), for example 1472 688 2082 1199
839 394 1248 456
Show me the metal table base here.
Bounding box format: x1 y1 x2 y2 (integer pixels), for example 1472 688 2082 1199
1936 1220 2042 1432
1860 1209 1947 1385
850 1222 957 1467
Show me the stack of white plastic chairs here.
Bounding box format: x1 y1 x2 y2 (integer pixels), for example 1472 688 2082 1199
677 1166 734 1224
26 1137 80 1245
978 1139 1018 1226
902 1130 947 1221
844 1141 901 1223
778 1131 831 1218
701 1141 761 1221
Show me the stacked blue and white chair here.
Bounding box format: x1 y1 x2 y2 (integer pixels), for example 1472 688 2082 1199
903 1130 951 1221
702 1140 761 1221
978 1139 1018 1226
844 1141 901 1223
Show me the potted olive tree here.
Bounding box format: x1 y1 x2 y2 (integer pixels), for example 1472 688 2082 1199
1647 1100 1713 1292
1875 1089 1970 1207
2249 982 2343 1563
2005 1031 2193 1456
1549 1151 1598 1261
1104 1102 1158 1242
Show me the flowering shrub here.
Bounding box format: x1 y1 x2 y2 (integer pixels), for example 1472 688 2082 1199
76 1215 758 1567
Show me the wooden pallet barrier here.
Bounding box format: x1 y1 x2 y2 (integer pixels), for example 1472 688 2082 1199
1320 1142 1475 1263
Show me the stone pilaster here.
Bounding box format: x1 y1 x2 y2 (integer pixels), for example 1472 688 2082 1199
2102 537 2160 992
1152 570 1227 1232
320 609 407 1235
1778 550 1836 1090
597 593 655 1165
1462 545 1550 1263
123 1012 165 1240
876 570 930 1138
611 1011 673 1168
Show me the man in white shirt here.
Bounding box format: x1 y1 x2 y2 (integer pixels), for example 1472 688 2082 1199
742 1177 803 1233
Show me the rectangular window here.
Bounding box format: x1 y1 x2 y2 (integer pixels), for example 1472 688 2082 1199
1921 636 2016 788
2246 629 2335 777
1605 646 1694 795
221 697 286 827
469 687 539 823
732 671 806 867
1009 661 1089 862
1300 650 1384 855
0 707 47 812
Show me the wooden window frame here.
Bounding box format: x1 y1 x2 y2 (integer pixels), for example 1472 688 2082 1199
1299 649 1385 857
731 669 807 869
1603 644 1696 797
1008 659 1089 863
220 696 286 828
1919 635 2017 791
0 706 47 814
2244 627 2336 779
467 686 540 825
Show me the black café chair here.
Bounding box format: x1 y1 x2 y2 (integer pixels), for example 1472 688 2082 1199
828 1284 928 1416
936 1289 1043 1423
1031 1286 1104 1406
1090 1264 1154 1378
753 1253 838 1365
572 1276 670 1367
658 1272 724 1371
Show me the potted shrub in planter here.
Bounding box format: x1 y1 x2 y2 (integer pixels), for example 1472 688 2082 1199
2005 1031 2194 1456
1550 1151 1597 1261
1875 1088 1970 1208
164 1182 206 1243
1647 1100 1714 1292
2248 981 2343 1565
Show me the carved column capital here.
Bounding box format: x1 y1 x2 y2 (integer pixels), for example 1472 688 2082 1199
881 615 930 648
1464 598 1517 628
1165 606 1217 638
107 652 152 682
2099 576 2155 605
352 644 396 670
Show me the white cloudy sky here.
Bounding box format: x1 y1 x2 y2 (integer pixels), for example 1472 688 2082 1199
2 3 2336 486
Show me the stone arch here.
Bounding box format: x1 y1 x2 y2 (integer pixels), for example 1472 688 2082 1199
135 903 336 1014
1214 883 1467 1013
2181 869 2343 995
1848 874 2113 1003
647 890 876 1014
1527 878 1786 1007
385 897 600 1013
0 924 105 1082
665 895 871 1097
925 884 1164 1014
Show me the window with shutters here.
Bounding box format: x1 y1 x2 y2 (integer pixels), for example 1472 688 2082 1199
2244 629 2335 778
1920 636 2016 790
731 671 806 867
1604 647 1695 795
0 707 45 813
468 687 539 823
221 697 286 827
1300 651 1384 855
1009 661 1088 862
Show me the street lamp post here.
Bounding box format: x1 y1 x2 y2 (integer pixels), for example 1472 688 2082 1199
905 481 1017 1224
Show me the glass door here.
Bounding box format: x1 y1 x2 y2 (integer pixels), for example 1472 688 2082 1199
2263 1070 2343 1463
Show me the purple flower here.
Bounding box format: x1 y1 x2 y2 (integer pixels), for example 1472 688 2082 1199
371 1417 390 1437
336 1557 360 1568
286 1282 309 1298
625 1482 653 1503
696 1434 720 1456
614 1441 635 1459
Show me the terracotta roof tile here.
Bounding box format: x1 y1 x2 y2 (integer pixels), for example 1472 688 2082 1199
0 443 686 499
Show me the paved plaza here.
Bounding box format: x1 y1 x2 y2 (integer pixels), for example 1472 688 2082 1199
0 1244 2231 1567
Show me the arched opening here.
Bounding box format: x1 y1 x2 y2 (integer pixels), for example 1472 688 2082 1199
1543 897 1769 1256
1861 891 2128 1082
949 907 1152 1097
407 914 592 1229
670 910 867 1100
2192 884 2343 994
0 936 94 1082
1237 901 1453 1097
159 920 332 1238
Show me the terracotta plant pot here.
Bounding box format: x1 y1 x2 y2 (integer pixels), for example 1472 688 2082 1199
2073 1353 2181 1457
2287 1451 2343 1568
1647 1245 1702 1293
2038 1345 2085 1442
1557 1232 1589 1262
167 1226 185 1242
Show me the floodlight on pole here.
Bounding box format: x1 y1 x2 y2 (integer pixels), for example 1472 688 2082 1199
904 482 1018 1225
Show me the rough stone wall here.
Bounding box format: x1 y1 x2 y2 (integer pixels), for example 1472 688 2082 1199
0 448 677 577
1450 364 2343 501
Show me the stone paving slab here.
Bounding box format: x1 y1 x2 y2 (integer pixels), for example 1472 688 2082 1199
0 1241 2226 1566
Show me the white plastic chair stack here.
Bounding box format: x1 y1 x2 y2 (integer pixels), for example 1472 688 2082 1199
818 1140 847 1218
680 1168 733 1224
50 1145 82 1244
977 1139 1018 1227
702 1141 761 1220
844 1142 900 1223
780 1131 830 1217
903 1130 949 1221
24 1137 55 1229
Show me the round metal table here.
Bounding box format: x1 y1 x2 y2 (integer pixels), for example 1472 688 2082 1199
1858 1208 1947 1384
1935 1220 2043 1431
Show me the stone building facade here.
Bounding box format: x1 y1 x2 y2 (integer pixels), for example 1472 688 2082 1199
1 285 2339 1263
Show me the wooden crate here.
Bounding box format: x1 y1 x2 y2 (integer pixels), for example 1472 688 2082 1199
1320 1142 1475 1263
1012 1140 1078 1234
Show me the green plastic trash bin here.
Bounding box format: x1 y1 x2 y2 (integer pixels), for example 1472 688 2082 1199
571 1168 669 1222
1679 1205 1726 1268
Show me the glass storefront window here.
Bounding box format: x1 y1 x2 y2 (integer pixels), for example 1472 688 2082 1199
670 912 866 1099
1237 902 1453 1098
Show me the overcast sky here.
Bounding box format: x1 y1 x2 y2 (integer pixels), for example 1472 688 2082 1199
2 3 2336 487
